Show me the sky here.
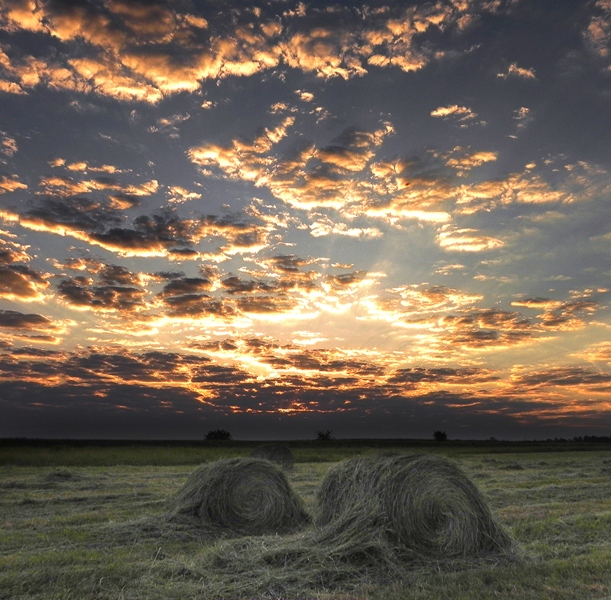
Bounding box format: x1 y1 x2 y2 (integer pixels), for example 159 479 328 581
1 0 611 440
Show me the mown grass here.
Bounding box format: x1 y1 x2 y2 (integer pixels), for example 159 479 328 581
1 445 611 599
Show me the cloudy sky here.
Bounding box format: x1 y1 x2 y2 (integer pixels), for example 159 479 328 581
1 0 611 440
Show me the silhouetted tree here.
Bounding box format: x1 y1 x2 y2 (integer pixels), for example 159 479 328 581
205 429 232 441
316 430 333 441
433 430 447 442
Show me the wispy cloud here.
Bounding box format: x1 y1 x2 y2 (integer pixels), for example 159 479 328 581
496 62 537 79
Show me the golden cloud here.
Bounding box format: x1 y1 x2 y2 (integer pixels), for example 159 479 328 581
496 62 537 79
584 1 611 62
0 264 49 301
0 130 17 156
436 226 504 252
0 1 510 103
0 175 27 193
430 104 477 120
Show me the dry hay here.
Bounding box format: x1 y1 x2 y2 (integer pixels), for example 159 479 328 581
187 454 515 597
250 444 295 470
166 457 309 536
315 453 514 560
115 454 516 596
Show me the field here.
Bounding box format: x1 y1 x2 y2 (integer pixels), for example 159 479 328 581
1 440 611 599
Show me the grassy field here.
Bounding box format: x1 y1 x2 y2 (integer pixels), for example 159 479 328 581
1 441 611 599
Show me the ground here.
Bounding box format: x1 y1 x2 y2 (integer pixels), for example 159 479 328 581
1 441 610 599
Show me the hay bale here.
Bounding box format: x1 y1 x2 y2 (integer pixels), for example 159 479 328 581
167 457 309 536
315 454 513 559
43 468 80 483
250 444 295 470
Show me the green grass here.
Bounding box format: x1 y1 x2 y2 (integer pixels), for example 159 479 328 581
3 438 609 467
1 445 611 599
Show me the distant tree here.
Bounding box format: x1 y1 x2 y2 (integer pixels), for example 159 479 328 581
433 430 447 442
205 429 232 441
316 430 333 441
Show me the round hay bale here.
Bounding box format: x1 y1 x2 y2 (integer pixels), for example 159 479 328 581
43 468 80 483
250 444 295 470
315 454 513 559
167 457 309 536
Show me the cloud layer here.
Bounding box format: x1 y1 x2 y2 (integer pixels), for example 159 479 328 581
1 0 611 439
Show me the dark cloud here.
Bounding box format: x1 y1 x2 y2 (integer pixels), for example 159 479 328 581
10 346 62 357
81 212 271 257
88 212 201 254
511 366 611 390
23 195 123 232
0 265 48 299
235 295 296 314
2 0 611 441
0 309 59 330
539 299 598 330
449 329 534 348
162 294 231 317
325 270 367 287
158 277 212 297
258 255 320 292
98 264 141 286
188 339 238 352
0 0 506 107
0 248 18 264
262 349 385 377
511 296 600 331
221 275 275 295
108 193 143 209
270 254 313 271
13 189 272 258
58 276 146 312
0 242 29 264
1 344 610 439
149 271 185 281
388 367 500 386
439 308 539 349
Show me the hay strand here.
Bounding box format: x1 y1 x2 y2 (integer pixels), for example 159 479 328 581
315 453 513 559
166 457 309 536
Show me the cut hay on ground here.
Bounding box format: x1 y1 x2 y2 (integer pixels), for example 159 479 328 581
315 453 514 560
192 454 515 596
250 444 295 470
166 457 309 536
112 453 516 596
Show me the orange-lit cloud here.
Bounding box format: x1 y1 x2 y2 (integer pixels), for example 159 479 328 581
573 341 611 365
584 0 611 64
0 235 31 264
445 148 498 173
436 225 504 252
430 104 478 123
2 0 611 440
38 174 158 198
0 264 49 301
0 0 514 104
167 186 202 204
2 340 609 437
0 130 18 157
0 308 72 344
190 120 447 222
58 274 148 313
0 174 27 193
496 62 537 79
510 365 611 392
